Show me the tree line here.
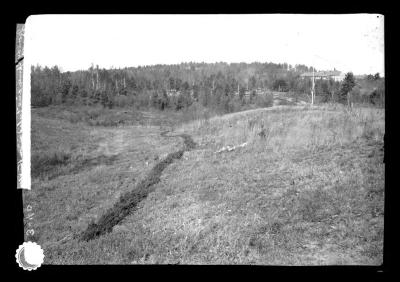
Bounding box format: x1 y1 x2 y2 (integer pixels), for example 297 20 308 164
31 62 384 112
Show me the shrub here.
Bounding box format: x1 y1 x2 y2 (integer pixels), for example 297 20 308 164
369 88 384 107
114 95 130 108
254 94 273 108
227 95 242 109
181 102 217 123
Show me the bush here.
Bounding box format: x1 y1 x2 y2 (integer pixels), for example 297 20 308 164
255 94 273 108
369 87 384 107
114 95 130 108
181 102 216 123
32 95 52 107
225 96 243 113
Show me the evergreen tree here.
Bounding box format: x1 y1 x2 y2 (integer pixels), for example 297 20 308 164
61 79 72 103
339 72 356 106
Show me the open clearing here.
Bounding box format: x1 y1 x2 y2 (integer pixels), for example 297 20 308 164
25 104 384 265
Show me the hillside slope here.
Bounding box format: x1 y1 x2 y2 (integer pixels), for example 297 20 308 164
27 104 384 265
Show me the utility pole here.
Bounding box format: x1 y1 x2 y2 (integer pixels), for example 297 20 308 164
311 66 315 105
96 70 99 91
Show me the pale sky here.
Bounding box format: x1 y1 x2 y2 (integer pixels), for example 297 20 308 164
24 14 384 75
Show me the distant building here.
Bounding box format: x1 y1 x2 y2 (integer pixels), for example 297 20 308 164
300 70 345 82
355 74 367 80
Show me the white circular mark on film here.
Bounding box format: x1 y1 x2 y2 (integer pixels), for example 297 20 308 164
15 241 44 271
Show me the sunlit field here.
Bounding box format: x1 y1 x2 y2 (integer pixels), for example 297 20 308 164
25 103 384 265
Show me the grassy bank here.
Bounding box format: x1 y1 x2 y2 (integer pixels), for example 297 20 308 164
26 104 384 264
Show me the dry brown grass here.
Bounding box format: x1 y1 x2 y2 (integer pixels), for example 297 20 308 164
177 104 384 153
26 104 384 265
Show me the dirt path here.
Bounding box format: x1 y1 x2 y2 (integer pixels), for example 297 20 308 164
80 130 196 241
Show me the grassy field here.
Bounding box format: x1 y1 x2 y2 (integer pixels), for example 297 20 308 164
25 103 384 265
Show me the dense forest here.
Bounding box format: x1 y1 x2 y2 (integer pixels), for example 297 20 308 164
31 62 385 113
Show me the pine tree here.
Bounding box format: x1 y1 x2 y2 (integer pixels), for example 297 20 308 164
61 80 72 103
339 72 356 106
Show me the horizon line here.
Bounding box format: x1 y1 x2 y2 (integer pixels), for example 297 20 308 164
29 61 382 76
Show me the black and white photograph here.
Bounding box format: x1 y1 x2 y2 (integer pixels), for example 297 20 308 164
18 14 385 266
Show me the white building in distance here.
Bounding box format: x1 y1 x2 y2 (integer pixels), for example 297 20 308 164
300 70 345 82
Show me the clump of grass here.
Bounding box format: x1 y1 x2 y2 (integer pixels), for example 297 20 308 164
83 108 130 127
295 188 336 222
31 150 71 178
68 154 119 174
31 149 119 180
86 117 123 127
83 107 104 120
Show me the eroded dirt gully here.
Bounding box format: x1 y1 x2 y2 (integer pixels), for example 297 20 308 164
80 130 196 241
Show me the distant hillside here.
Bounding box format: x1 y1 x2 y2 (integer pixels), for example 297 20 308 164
31 61 384 111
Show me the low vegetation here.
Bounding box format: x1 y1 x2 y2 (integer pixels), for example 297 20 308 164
25 102 384 265
31 62 384 114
